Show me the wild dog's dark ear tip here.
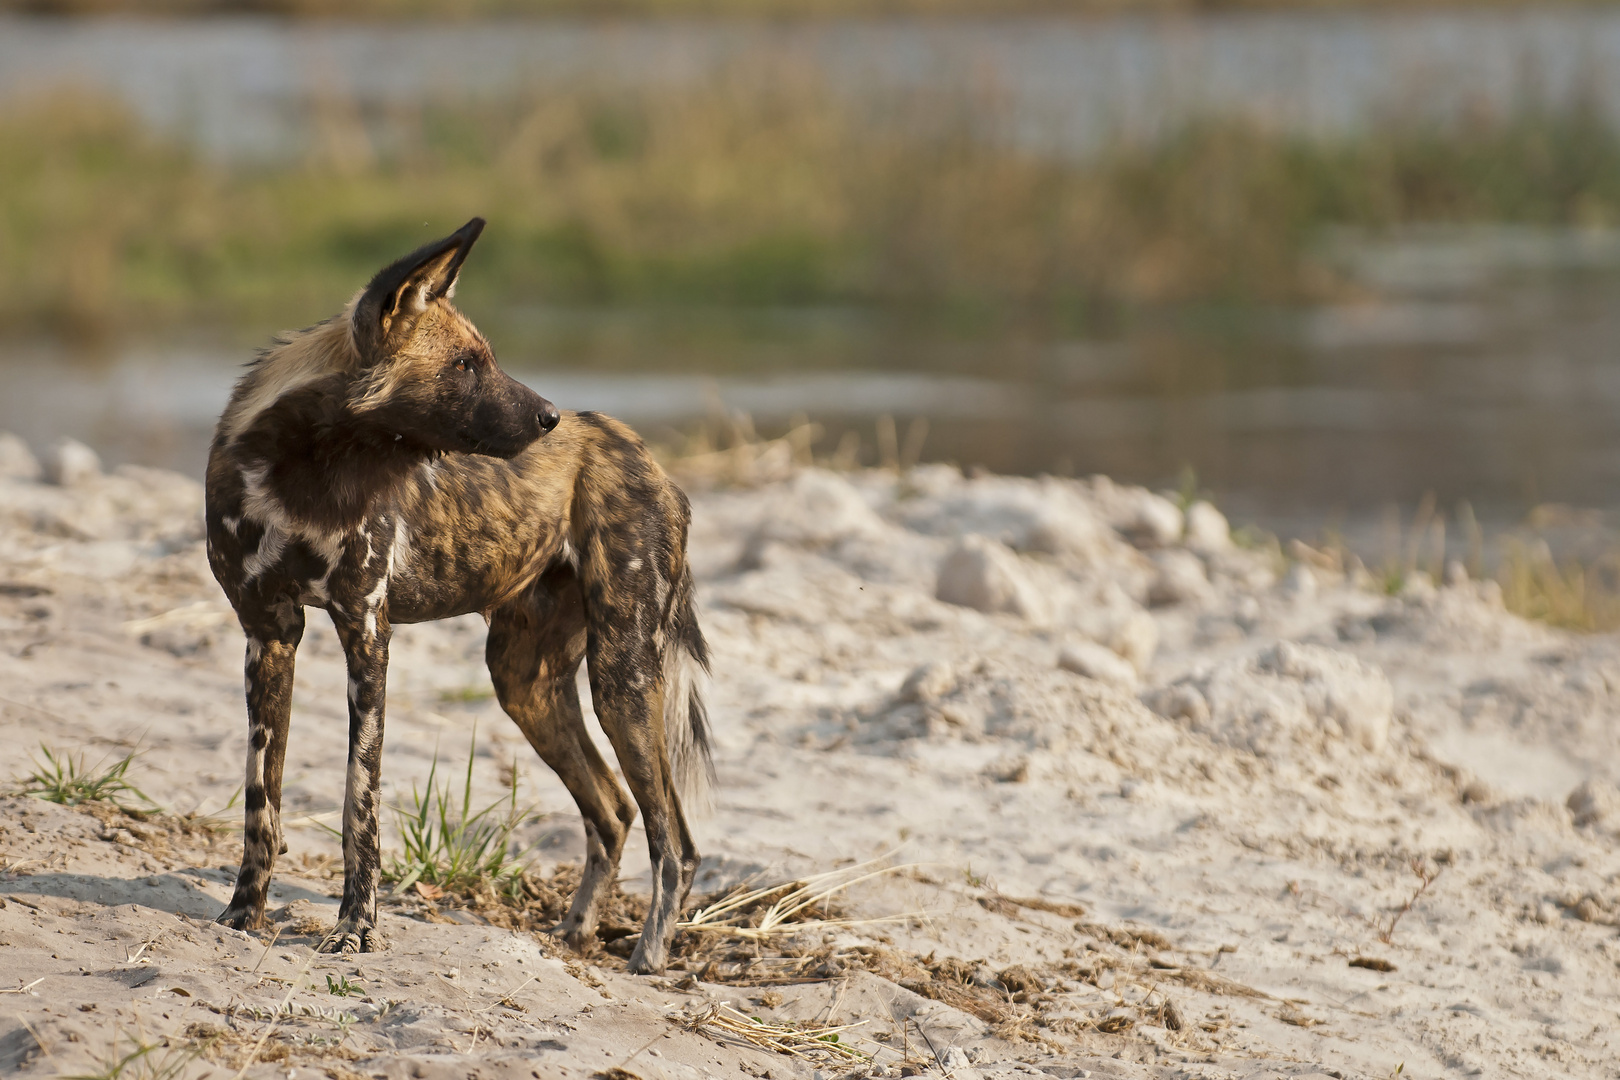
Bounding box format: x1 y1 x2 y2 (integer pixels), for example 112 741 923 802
458 217 486 244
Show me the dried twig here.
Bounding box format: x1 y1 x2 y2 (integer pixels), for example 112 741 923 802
249 926 284 974
126 934 162 965
1377 858 1444 945
0 977 45 996
475 974 537 1012
16 1015 55 1065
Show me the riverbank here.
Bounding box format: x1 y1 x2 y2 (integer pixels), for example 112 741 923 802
2 433 1619 1076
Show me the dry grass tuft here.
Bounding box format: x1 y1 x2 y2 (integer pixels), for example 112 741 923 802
680 858 919 941
1077 922 1174 952
1498 538 1620 631
675 1001 870 1063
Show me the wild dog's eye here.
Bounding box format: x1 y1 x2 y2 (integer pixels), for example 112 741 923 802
453 357 469 373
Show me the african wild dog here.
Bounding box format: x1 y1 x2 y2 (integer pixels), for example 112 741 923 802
204 218 712 974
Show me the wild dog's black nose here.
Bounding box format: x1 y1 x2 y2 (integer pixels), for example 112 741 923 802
538 402 561 433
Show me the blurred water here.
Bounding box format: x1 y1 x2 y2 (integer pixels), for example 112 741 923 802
9 257 1620 539
9 11 1620 159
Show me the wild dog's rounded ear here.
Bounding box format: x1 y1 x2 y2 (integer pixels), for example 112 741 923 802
352 217 486 356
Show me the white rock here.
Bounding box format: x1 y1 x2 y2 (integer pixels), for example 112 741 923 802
1281 562 1318 602
1183 500 1230 552
940 1046 972 1070
1567 778 1620 829
0 433 41 480
1058 641 1139 690
902 462 964 498
897 477 1114 564
1400 570 1437 601
1119 778 1149 801
1071 584 1159 673
936 535 1050 622
1110 608 1160 673
1086 476 1184 547
1123 491 1184 548
1144 642 1393 756
44 438 101 487
1146 683 1210 725
1256 642 1393 752
757 468 886 546
1148 549 1213 606
1023 503 1111 561
900 661 956 704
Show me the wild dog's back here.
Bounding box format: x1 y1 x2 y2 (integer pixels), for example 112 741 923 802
383 410 694 625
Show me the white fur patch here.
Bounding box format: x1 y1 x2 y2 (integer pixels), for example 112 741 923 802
238 464 345 583
245 734 265 790
343 708 383 837
390 517 413 580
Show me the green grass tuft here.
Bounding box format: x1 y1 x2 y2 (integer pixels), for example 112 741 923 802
64 1028 208 1080
17 744 159 812
325 973 366 998
385 724 532 899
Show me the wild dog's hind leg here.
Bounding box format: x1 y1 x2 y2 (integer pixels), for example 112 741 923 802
219 599 305 931
324 605 392 953
587 629 699 975
487 567 637 950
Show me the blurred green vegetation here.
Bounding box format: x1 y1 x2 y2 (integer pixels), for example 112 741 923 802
9 84 1620 338
9 0 1620 13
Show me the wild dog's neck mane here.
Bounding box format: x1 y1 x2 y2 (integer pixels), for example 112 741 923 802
222 308 427 534
220 308 360 446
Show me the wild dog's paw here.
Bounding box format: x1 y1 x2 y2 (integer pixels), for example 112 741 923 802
320 919 383 954
550 918 596 954
215 904 265 932
626 938 668 976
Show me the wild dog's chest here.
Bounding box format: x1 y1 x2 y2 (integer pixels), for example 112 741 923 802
206 487 402 618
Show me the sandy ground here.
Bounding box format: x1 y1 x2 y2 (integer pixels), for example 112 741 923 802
2 432 1620 1080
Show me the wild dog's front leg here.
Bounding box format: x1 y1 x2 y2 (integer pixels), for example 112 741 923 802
219 601 305 931
325 607 393 953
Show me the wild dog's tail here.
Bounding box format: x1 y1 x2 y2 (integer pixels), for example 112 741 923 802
663 562 715 813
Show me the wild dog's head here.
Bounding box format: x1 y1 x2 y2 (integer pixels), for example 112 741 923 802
348 218 558 459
